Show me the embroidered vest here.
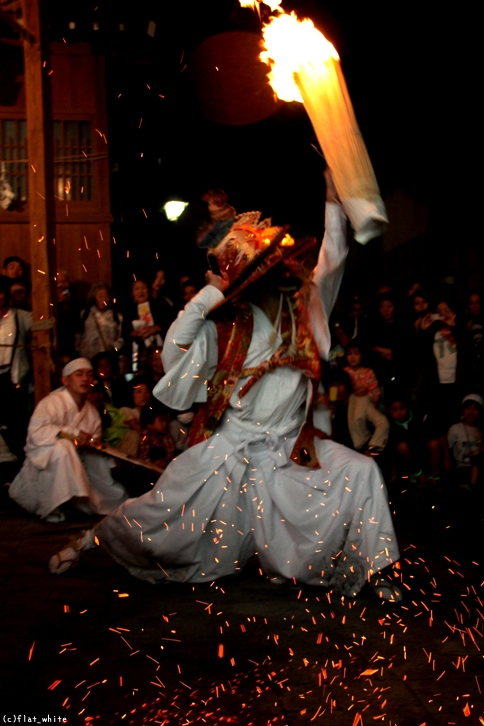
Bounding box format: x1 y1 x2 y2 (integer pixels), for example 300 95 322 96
189 299 327 468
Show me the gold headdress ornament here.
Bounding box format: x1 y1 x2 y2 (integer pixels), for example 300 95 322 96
209 209 315 302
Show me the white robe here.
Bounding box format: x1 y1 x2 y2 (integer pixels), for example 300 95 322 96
95 204 399 596
9 388 128 518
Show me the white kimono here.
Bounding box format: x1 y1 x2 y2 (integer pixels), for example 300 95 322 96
9 388 128 518
95 204 399 596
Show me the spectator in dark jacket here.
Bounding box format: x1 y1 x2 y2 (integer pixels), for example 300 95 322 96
370 293 412 395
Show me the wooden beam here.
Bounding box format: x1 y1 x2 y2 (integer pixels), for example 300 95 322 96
22 0 56 403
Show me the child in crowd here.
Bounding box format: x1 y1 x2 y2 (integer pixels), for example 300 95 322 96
447 394 483 489
179 279 200 310
107 400 173 500
343 339 380 405
326 367 389 457
139 403 175 470
411 289 430 334
87 382 140 456
87 383 113 432
119 379 152 432
91 352 126 408
145 346 164 388
387 393 446 487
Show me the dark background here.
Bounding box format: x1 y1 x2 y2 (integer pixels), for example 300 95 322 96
3 0 430 298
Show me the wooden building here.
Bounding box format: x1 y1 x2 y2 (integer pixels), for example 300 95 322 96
0 41 112 286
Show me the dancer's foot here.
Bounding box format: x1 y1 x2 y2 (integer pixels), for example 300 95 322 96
48 546 79 574
48 529 96 575
369 575 403 603
45 508 66 523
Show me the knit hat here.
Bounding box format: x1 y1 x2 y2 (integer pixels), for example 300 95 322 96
62 358 93 377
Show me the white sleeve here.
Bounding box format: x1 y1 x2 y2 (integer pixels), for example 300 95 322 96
154 285 223 410
309 202 348 359
161 285 224 370
18 309 33 332
27 396 68 447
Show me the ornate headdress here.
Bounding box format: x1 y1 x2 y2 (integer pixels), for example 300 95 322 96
197 189 316 301
210 212 316 303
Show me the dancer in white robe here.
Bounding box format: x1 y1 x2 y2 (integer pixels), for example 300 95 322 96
50 181 400 598
56 188 400 598
9 358 128 521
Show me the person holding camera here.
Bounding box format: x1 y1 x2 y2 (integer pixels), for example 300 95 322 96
417 294 470 436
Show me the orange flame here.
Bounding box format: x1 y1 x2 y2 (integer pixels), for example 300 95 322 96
239 0 282 11
260 12 339 103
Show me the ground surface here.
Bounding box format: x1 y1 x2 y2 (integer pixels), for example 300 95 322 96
0 480 483 725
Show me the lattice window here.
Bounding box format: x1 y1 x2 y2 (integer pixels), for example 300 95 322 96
0 119 28 201
53 120 93 201
0 119 94 203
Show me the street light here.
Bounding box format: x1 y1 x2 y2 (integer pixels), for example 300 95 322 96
163 200 188 221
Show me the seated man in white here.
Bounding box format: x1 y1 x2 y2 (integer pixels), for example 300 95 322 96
9 358 128 522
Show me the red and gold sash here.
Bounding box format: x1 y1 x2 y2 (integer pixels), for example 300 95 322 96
189 298 326 467
189 304 253 446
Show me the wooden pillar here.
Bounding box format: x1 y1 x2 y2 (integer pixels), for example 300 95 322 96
22 0 56 403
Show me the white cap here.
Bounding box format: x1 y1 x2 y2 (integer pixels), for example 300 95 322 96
462 393 484 408
61 358 93 377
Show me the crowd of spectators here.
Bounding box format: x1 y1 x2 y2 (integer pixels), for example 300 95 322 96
1 251 483 499
326 282 484 492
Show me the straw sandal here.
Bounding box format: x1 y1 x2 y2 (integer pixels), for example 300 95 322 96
48 530 95 575
48 546 80 575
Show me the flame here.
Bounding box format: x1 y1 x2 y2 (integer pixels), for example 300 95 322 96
239 0 282 11
260 12 339 103
280 233 295 246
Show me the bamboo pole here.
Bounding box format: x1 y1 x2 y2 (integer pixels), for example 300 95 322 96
22 0 56 402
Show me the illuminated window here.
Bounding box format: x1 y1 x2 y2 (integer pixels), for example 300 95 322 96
53 120 93 201
1 119 94 203
0 119 28 201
